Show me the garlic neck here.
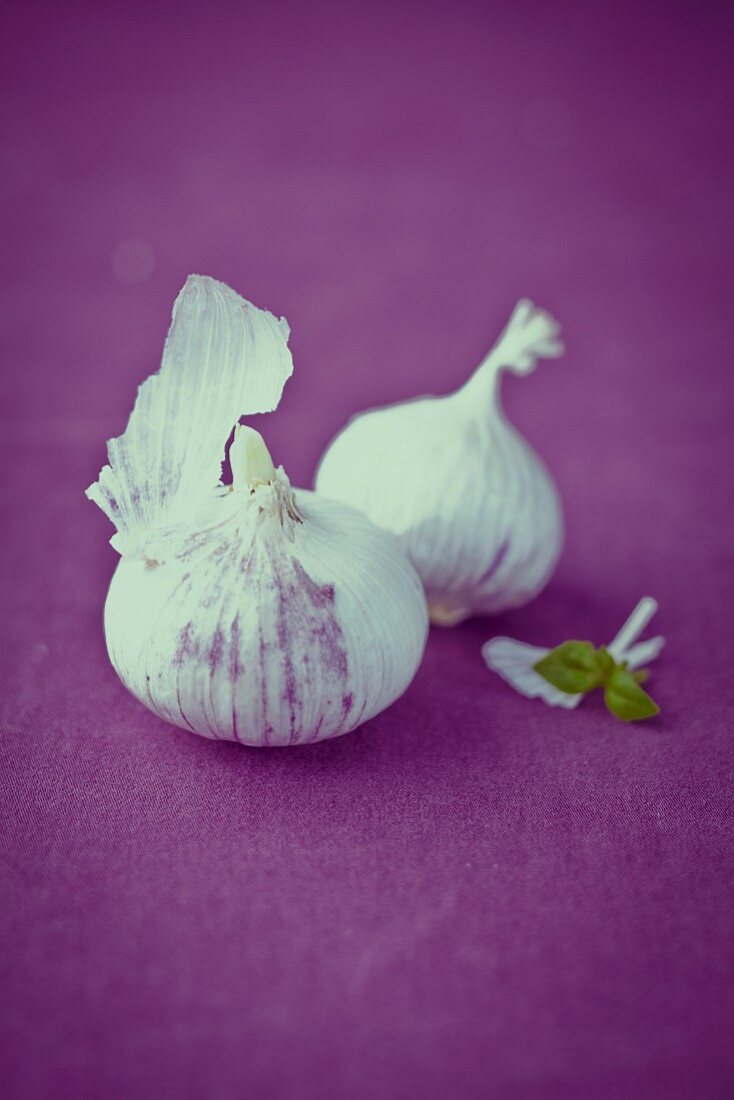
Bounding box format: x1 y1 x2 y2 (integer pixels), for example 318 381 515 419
457 299 563 411
231 423 277 490
229 423 301 529
458 357 502 411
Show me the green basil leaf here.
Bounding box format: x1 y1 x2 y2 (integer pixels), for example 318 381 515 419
604 666 660 722
533 641 606 695
596 646 616 678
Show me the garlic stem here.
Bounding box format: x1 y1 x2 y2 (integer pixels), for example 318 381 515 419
460 299 564 406
231 424 276 491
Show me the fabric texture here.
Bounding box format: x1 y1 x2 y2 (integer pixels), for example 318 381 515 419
1 2 732 1097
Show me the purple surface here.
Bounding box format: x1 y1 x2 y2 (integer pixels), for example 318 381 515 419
2 2 733 1097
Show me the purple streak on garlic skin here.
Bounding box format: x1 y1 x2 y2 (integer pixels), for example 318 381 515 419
208 626 224 672
287 559 350 740
474 541 510 588
268 555 350 746
229 616 241 743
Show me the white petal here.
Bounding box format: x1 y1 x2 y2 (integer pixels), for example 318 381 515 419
606 597 658 660
481 637 582 709
87 275 293 556
621 636 665 669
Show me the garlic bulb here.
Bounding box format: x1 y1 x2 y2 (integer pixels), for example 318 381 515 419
315 300 564 625
87 276 428 746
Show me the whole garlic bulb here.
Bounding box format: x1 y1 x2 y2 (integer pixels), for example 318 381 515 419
315 300 564 626
88 276 428 746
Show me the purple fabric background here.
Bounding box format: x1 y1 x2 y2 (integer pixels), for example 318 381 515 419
2 2 733 1097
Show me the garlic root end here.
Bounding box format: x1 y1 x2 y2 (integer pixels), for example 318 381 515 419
428 601 471 627
481 299 563 379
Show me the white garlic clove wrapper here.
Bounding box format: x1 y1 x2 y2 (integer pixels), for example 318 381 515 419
104 447 428 745
315 300 565 625
88 279 428 746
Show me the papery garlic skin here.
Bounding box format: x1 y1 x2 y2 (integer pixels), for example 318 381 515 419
88 275 293 558
104 453 428 745
315 301 564 626
88 277 428 746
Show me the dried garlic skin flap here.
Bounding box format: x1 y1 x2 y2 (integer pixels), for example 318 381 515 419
87 275 293 558
316 300 564 625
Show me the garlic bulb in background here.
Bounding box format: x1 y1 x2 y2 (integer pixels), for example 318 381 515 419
88 276 428 746
315 300 564 626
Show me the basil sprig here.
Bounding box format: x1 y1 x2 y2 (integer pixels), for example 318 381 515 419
533 642 659 722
